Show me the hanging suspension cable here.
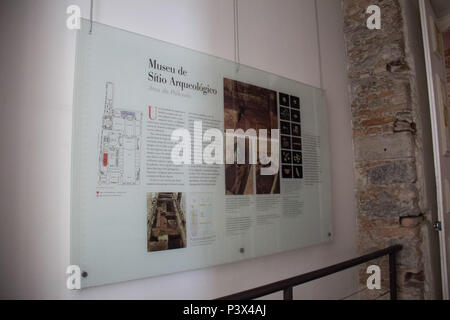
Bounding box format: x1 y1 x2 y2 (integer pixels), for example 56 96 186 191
89 0 94 34
314 0 324 89
234 0 240 71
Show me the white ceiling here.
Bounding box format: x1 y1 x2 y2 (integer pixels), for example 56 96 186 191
431 0 450 18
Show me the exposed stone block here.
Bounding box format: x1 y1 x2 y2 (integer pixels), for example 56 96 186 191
354 132 414 161
394 119 416 134
358 185 420 218
367 160 416 185
387 58 410 73
361 116 396 128
400 216 424 228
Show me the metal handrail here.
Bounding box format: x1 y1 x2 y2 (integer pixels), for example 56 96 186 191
216 244 403 300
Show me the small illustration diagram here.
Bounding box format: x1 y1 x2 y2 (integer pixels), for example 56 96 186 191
147 193 187 252
278 91 303 180
98 82 142 185
189 193 214 239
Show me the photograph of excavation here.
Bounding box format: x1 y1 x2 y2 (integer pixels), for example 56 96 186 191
147 193 187 252
223 78 280 195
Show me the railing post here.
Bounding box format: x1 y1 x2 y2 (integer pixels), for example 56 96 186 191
389 251 397 300
283 286 293 300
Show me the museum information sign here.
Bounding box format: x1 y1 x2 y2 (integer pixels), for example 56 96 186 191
71 20 332 287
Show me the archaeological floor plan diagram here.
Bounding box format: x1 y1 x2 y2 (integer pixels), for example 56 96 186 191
98 82 142 185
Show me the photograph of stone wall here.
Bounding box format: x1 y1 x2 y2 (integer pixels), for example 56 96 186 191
147 193 187 252
224 78 280 195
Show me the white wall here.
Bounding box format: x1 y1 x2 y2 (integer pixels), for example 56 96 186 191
0 0 357 299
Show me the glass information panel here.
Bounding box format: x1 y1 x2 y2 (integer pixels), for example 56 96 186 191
71 19 332 288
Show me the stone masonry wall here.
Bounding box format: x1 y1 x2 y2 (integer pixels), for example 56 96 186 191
343 0 432 299
446 46 450 100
